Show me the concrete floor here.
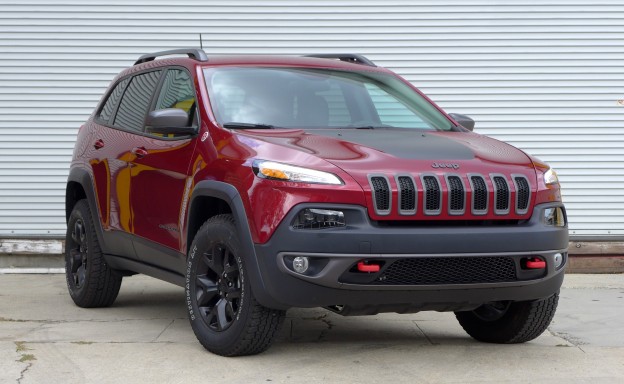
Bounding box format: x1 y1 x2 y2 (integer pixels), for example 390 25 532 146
1 273 623 384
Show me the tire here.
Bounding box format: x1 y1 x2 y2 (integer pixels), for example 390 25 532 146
455 293 559 344
186 214 285 356
65 199 122 308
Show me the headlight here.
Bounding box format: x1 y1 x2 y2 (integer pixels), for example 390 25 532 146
543 168 559 185
253 160 343 185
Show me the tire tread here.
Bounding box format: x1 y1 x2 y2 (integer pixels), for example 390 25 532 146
455 293 559 344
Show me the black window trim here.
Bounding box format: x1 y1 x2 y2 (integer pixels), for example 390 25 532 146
93 66 199 141
113 69 164 134
145 66 200 138
94 77 130 126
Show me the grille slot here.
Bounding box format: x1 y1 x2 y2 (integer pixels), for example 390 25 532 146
493 175 510 214
397 176 417 214
470 175 488 215
514 176 531 214
446 175 465 214
422 175 441 215
370 176 391 215
374 257 518 285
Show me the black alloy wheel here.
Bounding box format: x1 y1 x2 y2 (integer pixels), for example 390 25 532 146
64 199 122 308
187 214 285 356
195 243 243 332
68 218 88 289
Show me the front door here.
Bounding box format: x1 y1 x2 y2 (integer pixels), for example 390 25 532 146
127 68 199 272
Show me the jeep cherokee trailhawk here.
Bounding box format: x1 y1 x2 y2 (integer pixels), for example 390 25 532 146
65 49 568 356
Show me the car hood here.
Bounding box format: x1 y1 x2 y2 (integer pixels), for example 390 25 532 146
237 128 535 178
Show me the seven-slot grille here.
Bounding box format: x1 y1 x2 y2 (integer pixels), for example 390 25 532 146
370 174 531 217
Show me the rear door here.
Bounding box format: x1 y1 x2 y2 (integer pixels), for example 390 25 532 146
87 70 162 258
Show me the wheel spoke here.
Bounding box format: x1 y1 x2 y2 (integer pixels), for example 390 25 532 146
76 265 86 287
203 247 224 275
216 298 229 330
202 306 217 326
72 221 84 244
196 275 218 306
69 249 82 273
225 301 235 318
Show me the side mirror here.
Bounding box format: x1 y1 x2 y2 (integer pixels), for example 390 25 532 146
146 108 196 135
448 113 475 131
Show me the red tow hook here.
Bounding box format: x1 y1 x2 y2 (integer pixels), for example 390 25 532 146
525 258 546 269
357 261 381 273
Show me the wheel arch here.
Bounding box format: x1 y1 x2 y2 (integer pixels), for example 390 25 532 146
187 181 280 309
66 168 107 251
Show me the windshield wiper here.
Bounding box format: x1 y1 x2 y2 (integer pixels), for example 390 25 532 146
223 122 275 129
342 123 398 130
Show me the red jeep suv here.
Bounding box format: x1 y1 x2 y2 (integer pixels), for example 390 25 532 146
65 49 568 356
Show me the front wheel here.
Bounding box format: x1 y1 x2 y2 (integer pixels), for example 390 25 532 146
186 214 285 356
455 293 559 344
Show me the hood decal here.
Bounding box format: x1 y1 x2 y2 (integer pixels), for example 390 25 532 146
301 129 475 160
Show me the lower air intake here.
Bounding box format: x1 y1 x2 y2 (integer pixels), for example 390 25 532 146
374 257 517 285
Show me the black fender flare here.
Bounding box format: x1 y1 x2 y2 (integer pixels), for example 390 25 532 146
187 180 284 309
66 167 108 253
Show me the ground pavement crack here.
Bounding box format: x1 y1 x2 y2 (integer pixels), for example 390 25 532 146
302 314 335 341
547 328 586 353
412 321 437 345
153 319 176 342
15 341 36 384
317 317 334 341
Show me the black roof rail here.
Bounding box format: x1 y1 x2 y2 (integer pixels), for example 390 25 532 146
304 54 376 67
134 48 208 65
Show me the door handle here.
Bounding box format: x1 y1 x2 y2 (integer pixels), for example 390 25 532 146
132 147 148 159
93 139 105 149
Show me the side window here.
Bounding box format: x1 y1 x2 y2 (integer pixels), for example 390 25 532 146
97 78 129 123
154 69 196 125
114 70 162 132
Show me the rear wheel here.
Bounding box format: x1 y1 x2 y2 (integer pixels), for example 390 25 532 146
455 293 559 343
186 214 285 356
65 199 122 307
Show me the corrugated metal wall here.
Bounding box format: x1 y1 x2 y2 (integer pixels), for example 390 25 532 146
1 0 622 238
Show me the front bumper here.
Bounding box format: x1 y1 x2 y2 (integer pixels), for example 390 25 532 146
251 202 568 313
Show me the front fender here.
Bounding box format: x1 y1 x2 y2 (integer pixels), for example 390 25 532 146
187 180 288 309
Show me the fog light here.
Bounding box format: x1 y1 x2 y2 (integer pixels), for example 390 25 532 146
554 253 563 268
544 207 566 227
292 208 345 229
292 256 309 274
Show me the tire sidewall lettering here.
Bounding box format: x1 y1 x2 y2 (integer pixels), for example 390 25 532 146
186 244 197 321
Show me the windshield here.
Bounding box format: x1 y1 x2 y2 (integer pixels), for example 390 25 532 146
203 67 454 131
